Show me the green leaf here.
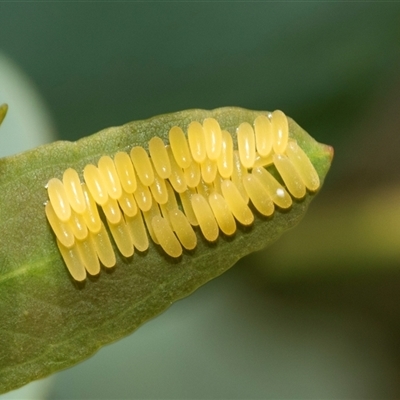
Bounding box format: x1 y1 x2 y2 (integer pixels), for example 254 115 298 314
0 103 8 126
0 107 333 394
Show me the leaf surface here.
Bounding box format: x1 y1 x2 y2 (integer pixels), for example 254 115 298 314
0 107 332 393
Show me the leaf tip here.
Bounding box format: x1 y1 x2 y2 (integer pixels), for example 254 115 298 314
0 103 8 127
325 144 334 162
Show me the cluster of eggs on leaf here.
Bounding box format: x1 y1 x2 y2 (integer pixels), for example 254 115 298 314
45 110 320 281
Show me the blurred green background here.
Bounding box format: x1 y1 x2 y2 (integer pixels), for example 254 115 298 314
1 3 400 399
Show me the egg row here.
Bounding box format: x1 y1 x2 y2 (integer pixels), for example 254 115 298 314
45 113 320 281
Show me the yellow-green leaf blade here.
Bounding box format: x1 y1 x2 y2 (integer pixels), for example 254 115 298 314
0 107 332 394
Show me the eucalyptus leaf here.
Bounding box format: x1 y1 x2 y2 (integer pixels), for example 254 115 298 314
0 107 332 394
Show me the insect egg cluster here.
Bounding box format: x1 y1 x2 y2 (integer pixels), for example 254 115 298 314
45 110 320 281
